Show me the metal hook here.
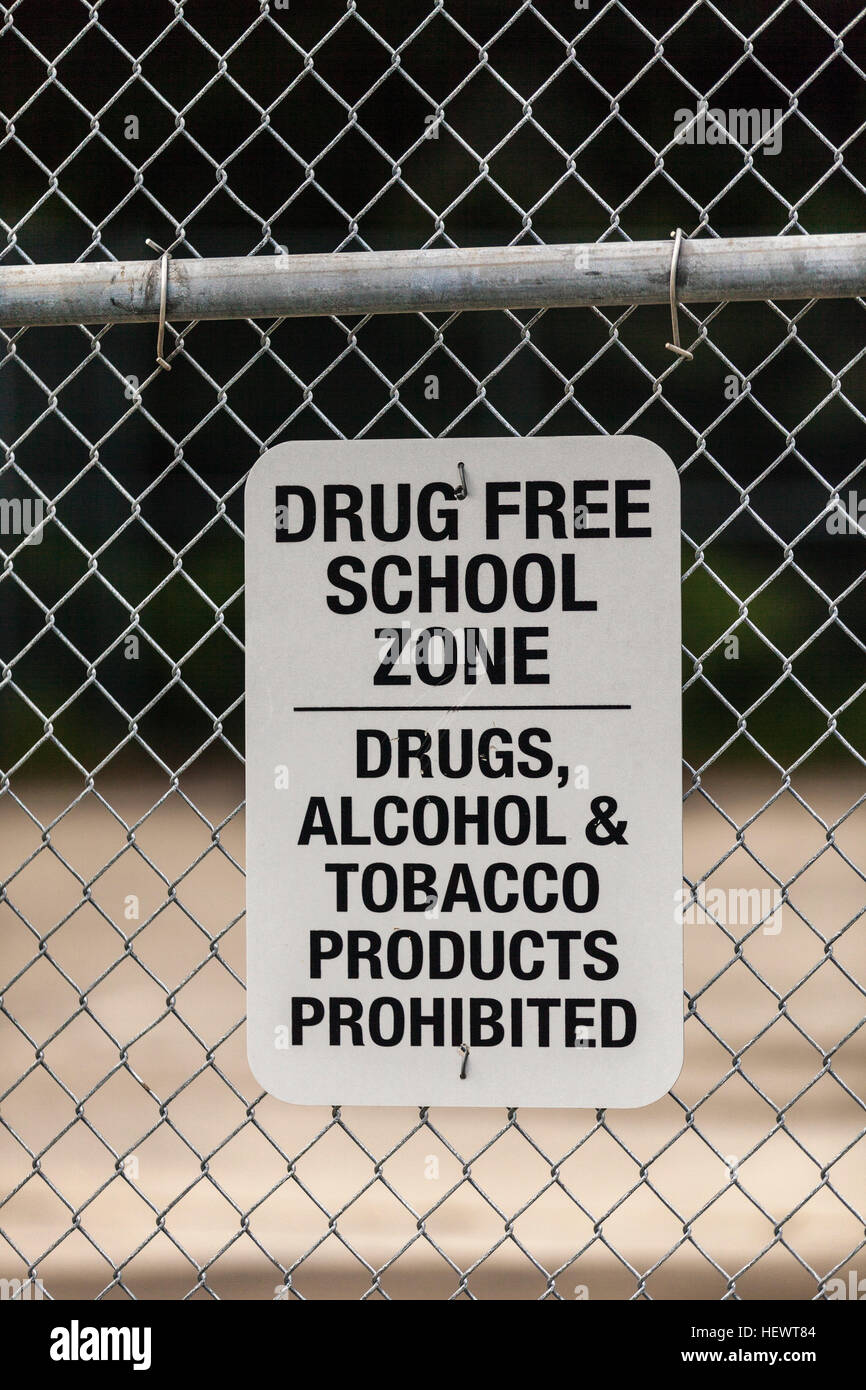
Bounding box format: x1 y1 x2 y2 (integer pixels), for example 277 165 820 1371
145 239 172 371
458 1043 470 1079
453 461 467 500
665 228 693 361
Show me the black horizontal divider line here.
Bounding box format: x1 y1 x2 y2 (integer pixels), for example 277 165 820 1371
293 704 632 711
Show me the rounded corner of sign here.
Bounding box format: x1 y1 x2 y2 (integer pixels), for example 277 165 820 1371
243 442 303 504
635 1047 685 1109
618 435 680 486
243 449 272 508
246 1040 323 1108
246 1044 286 1104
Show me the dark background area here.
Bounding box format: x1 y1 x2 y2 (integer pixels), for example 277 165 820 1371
1 0 864 779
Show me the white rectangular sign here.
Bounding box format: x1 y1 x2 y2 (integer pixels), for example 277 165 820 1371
245 437 682 1107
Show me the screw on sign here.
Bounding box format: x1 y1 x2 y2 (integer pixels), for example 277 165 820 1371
245 437 682 1107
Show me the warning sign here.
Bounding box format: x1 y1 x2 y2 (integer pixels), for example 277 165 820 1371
245 437 682 1107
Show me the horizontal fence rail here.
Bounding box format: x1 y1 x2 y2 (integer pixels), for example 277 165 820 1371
3 233 866 327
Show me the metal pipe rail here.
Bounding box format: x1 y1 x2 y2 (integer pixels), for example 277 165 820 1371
2 233 866 327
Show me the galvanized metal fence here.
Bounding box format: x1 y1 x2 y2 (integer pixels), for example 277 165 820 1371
0 0 864 1299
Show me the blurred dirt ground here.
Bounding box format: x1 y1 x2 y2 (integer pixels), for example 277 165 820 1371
1 765 864 1300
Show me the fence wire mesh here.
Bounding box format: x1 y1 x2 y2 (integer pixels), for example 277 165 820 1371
0 0 864 1300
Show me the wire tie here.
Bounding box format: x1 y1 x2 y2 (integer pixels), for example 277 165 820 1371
665 227 693 360
145 238 172 371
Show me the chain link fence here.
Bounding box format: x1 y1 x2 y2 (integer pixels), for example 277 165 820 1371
1 0 864 1299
